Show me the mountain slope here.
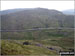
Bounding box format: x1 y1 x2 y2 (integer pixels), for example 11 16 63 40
1 8 27 15
1 8 74 30
1 40 57 55
62 9 74 15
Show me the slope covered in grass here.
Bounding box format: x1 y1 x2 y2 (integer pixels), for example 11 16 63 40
1 40 57 55
1 8 74 30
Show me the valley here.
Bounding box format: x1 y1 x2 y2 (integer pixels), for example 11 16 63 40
0 8 74 55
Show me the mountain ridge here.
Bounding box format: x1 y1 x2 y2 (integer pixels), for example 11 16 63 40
62 9 74 15
1 8 74 30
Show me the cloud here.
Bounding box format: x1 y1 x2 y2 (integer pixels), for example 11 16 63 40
1 1 74 11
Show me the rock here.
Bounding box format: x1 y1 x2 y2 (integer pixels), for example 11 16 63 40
35 43 43 47
47 47 54 50
23 41 30 45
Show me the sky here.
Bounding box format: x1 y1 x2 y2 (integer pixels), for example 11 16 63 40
1 1 74 11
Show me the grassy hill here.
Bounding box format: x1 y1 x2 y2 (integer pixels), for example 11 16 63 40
1 8 74 30
1 40 57 55
1 29 74 40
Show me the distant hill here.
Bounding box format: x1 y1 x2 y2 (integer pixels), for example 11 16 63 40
62 9 74 15
1 8 74 30
1 8 27 15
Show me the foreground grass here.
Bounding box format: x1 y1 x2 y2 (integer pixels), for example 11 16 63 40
1 40 57 55
40 37 74 51
1 29 74 55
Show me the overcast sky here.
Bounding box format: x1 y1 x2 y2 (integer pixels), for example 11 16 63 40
1 1 74 11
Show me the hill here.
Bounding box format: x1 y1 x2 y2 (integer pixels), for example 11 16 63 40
1 40 57 55
1 8 74 55
62 9 74 15
1 8 74 30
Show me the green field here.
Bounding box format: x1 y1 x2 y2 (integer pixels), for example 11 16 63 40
1 29 74 55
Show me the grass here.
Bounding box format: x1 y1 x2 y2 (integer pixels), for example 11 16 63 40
1 29 74 40
1 29 74 55
1 40 57 55
39 37 74 51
